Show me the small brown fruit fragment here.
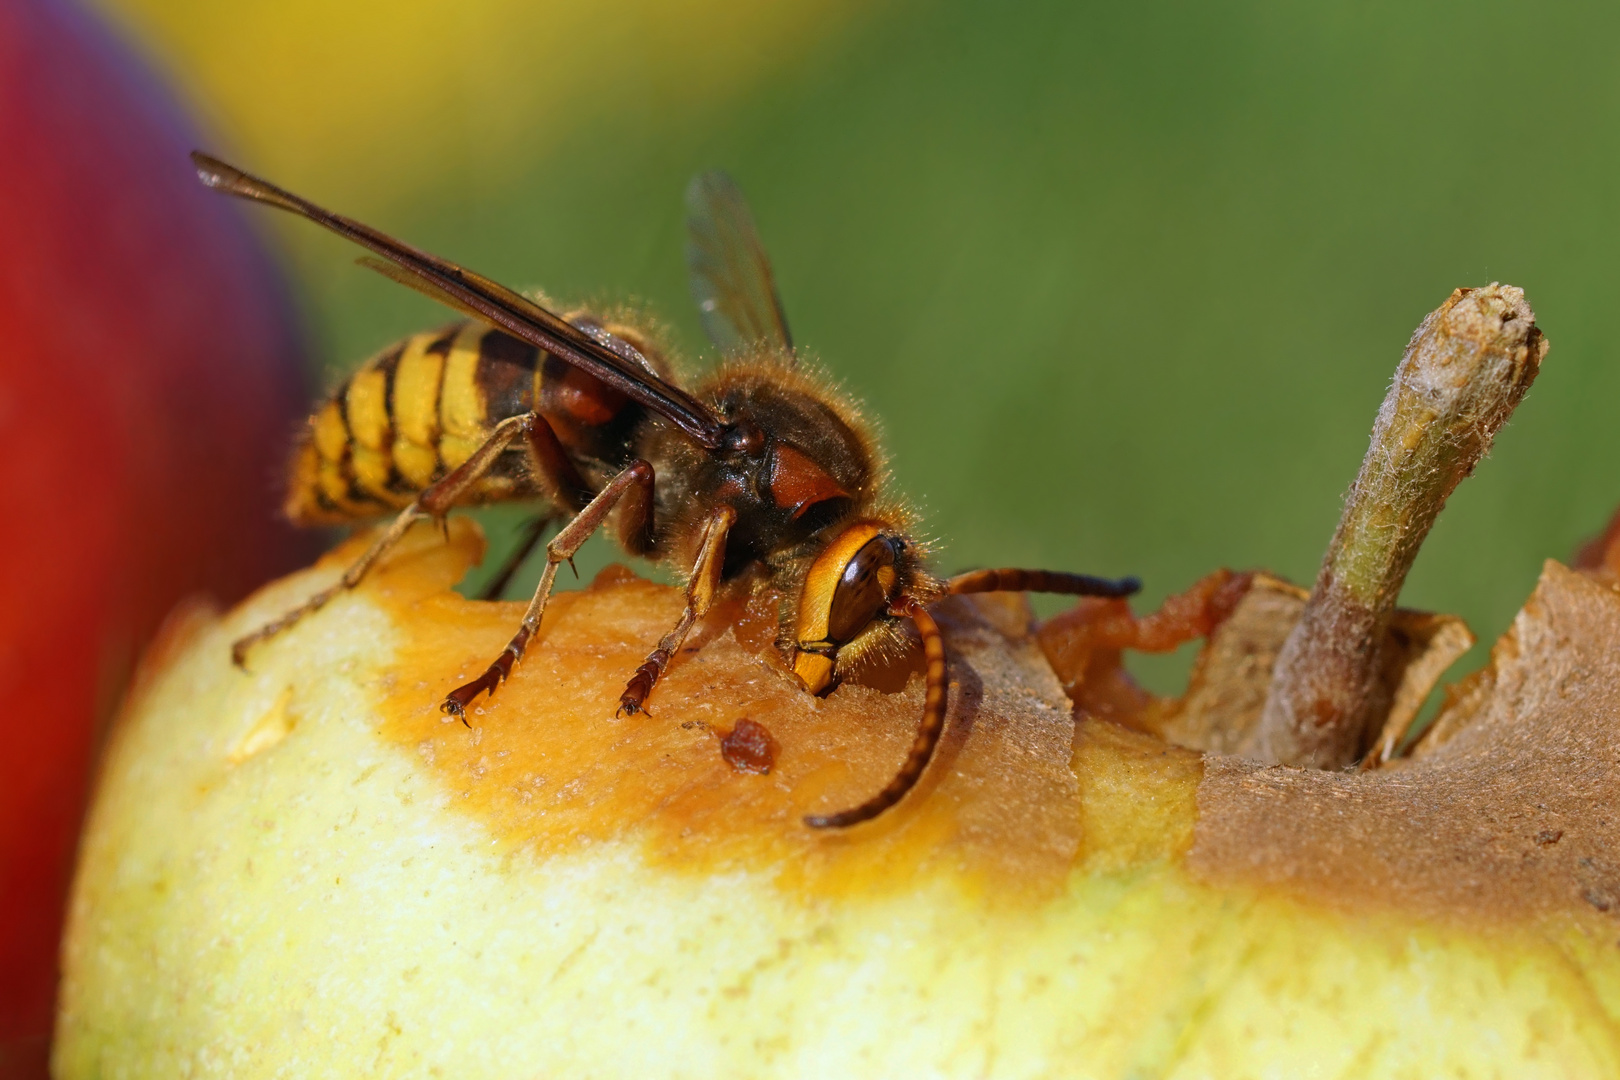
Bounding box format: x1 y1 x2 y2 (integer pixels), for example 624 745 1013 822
718 718 779 774
1195 560 1620 927
1037 568 1254 732
1040 570 1469 762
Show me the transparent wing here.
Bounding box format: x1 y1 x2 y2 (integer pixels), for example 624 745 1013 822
685 171 792 359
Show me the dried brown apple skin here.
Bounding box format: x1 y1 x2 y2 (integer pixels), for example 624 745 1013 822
54 521 1620 1078
1196 560 1620 928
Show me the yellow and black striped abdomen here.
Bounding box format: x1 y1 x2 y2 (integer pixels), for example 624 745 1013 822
285 318 654 525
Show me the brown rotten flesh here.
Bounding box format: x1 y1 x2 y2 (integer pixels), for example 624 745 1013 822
54 515 1620 1077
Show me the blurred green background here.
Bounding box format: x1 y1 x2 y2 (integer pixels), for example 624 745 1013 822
96 0 1620 691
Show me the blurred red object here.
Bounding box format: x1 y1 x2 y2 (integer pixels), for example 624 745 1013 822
0 0 316 1071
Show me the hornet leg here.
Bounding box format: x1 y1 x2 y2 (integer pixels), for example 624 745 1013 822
442 459 656 723
616 505 736 717
478 412 597 600
478 514 558 601
233 411 578 666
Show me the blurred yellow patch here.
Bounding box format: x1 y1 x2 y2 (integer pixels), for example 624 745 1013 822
94 0 867 206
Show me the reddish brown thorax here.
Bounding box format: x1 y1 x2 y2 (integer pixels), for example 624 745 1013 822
769 443 851 520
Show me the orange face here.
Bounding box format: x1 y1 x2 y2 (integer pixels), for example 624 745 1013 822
791 522 905 693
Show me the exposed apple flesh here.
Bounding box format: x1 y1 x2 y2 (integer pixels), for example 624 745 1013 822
55 520 1620 1077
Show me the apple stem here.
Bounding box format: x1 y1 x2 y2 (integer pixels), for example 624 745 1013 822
1251 285 1547 769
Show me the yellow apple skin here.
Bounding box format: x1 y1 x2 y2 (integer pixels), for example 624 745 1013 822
56 522 1620 1078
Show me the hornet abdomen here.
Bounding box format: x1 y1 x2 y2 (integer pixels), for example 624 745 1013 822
285 316 663 525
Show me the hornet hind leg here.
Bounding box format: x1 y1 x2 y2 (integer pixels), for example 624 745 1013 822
441 460 656 723
616 505 736 717
232 411 587 667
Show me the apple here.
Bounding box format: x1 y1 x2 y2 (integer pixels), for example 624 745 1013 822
0 0 314 1066
53 520 1620 1076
